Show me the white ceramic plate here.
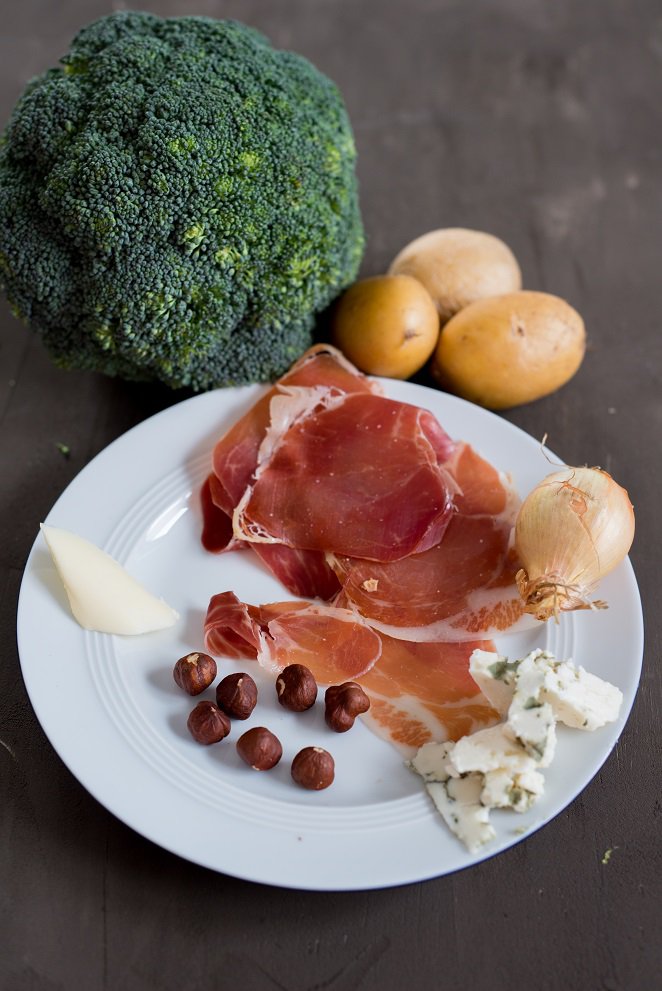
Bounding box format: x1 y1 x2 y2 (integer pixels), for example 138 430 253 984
17 379 643 890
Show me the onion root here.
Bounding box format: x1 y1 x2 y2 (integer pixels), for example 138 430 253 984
516 568 608 622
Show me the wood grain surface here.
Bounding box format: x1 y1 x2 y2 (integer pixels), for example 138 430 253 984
1 2 660 989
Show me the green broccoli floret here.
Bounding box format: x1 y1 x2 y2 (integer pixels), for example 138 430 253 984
0 12 364 389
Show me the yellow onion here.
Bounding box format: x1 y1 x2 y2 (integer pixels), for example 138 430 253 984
515 466 635 621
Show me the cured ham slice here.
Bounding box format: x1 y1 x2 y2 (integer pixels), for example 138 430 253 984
356 636 499 756
330 443 527 640
200 345 375 598
249 544 341 601
210 345 377 518
233 390 455 562
204 592 382 682
204 591 264 660
200 475 240 553
200 486 340 597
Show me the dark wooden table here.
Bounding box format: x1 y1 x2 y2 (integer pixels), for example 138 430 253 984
2 2 660 988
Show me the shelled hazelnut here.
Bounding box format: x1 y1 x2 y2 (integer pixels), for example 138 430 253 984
216 672 258 719
187 701 230 745
324 682 370 732
276 664 318 712
236 727 283 770
291 747 335 790
173 651 217 695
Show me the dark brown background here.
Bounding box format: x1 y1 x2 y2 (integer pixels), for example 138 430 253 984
1 2 660 989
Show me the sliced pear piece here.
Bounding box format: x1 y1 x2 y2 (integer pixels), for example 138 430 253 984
41 523 178 635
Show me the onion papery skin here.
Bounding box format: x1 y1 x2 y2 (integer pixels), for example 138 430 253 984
514 466 635 622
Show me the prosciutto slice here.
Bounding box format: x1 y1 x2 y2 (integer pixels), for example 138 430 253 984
209 345 377 518
200 482 339 597
204 591 382 682
357 635 499 756
330 443 527 640
200 346 375 598
233 390 455 562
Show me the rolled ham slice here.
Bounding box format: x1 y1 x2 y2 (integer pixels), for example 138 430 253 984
204 591 382 682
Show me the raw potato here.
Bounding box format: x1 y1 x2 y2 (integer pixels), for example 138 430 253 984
389 228 522 324
331 275 439 379
431 291 586 409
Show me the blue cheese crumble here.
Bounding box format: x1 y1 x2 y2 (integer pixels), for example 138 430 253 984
409 649 623 852
505 653 557 766
469 648 623 730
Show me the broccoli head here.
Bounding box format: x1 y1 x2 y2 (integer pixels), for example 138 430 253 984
0 12 364 389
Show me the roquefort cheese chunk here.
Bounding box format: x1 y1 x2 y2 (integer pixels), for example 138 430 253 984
505 653 557 766
468 648 519 715
426 777 496 853
451 724 538 776
408 740 454 783
539 659 623 731
470 648 623 732
411 648 623 853
481 767 545 812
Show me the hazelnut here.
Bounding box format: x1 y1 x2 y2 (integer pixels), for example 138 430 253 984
216 672 258 719
187 701 230 745
276 664 318 712
291 747 335 790
236 727 283 770
173 651 217 696
324 682 370 732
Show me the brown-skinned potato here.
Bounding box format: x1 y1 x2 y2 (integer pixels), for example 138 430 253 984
389 228 522 324
431 291 586 409
331 274 439 379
